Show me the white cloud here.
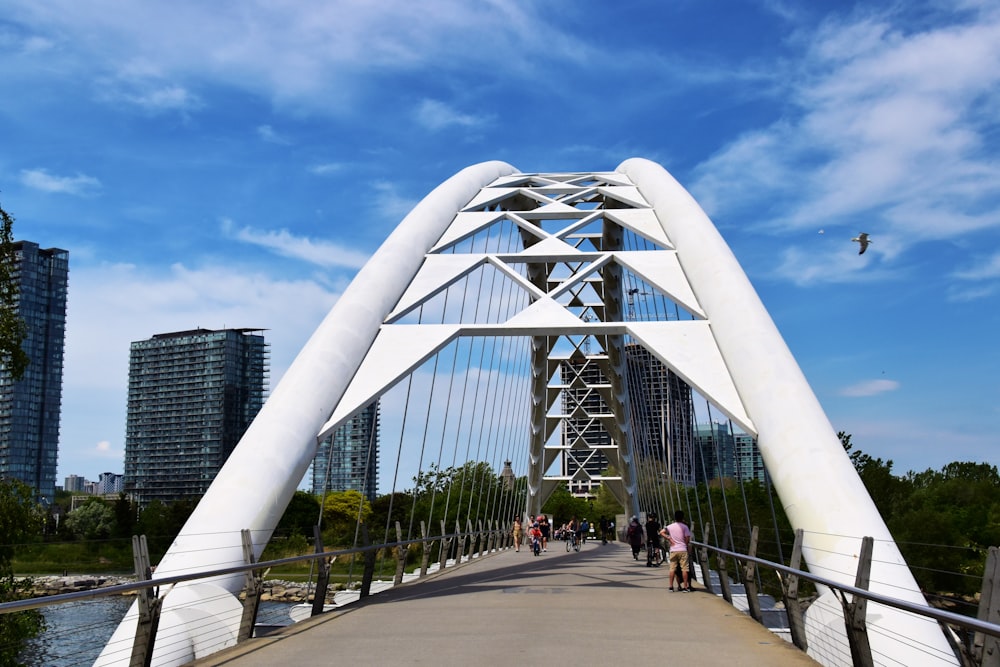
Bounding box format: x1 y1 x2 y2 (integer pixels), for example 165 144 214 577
221 219 370 269
257 124 290 144
371 182 419 223
415 99 488 131
93 440 121 458
953 252 1000 280
3 0 588 112
309 163 344 175
839 379 900 397
20 168 101 195
947 284 997 302
691 7 1000 274
94 61 203 113
126 84 199 112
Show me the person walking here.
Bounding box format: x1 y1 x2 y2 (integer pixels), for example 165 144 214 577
662 510 693 592
626 516 643 560
512 516 523 552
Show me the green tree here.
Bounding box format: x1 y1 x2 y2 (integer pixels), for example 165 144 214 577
274 491 321 539
370 492 414 536
540 484 589 524
892 462 1000 594
840 431 906 514
322 490 372 546
407 461 510 530
0 478 46 666
112 493 137 539
0 201 29 381
64 498 116 540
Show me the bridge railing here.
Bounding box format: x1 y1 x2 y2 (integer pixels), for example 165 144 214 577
1 520 513 665
692 526 1000 667
7 525 999 667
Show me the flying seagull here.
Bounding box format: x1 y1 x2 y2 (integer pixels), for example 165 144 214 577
852 232 872 254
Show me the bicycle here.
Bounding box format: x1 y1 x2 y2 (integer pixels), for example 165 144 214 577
647 540 664 567
532 535 542 556
565 531 580 552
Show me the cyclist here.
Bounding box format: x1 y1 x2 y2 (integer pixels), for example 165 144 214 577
645 512 663 567
565 516 580 551
529 522 543 556
537 515 551 552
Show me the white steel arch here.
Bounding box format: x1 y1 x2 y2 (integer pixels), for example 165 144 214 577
98 158 955 667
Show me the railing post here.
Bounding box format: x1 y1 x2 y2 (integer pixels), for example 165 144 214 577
487 520 497 553
974 546 1000 667
717 527 733 604
360 522 376 598
419 521 431 577
455 520 463 562
129 535 162 667
311 526 332 617
840 535 875 667
741 525 762 623
237 529 264 642
477 520 486 558
394 521 406 585
698 523 714 594
782 528 808 652
439 520 450 571
465 519 475 561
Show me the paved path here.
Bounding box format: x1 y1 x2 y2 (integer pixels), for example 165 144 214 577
191 542 818 666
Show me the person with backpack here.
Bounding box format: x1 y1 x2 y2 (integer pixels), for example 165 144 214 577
626 516 643 560
579 518 590 545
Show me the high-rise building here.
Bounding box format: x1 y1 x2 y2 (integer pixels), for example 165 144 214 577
64 474 86 492
0 241 69 504
96 471 125 495
624 344 696 486
311 401 379 502
558 345 698 496
124 328 268 507
694 422 736 484
734 433 766 483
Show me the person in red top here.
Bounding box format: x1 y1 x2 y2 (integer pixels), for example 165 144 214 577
660 510 693 592
528 522 543 556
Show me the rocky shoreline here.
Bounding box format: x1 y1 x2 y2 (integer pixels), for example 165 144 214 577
27 575 334 604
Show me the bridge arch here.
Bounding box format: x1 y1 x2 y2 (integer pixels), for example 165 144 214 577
98 158 955 667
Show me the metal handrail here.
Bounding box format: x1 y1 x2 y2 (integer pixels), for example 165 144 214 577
0 529 483 615
693 539 1000 640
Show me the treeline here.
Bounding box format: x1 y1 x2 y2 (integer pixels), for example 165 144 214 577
842 433 1000 596
680 434 999 599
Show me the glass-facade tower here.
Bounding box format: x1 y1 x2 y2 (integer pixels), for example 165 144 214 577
0 241 69 504
124 328 268 507
625 344 696 487
311 401 379 502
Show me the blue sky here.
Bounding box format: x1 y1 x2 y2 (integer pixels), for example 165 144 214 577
1 0 998 485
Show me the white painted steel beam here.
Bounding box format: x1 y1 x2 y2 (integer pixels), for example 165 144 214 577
618 157 955 667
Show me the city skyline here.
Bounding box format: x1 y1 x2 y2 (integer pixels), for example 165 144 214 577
1 1 997 483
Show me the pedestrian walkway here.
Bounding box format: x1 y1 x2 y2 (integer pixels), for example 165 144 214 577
190 541 818 666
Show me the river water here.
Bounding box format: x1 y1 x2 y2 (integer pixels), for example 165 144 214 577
19 598 295 667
